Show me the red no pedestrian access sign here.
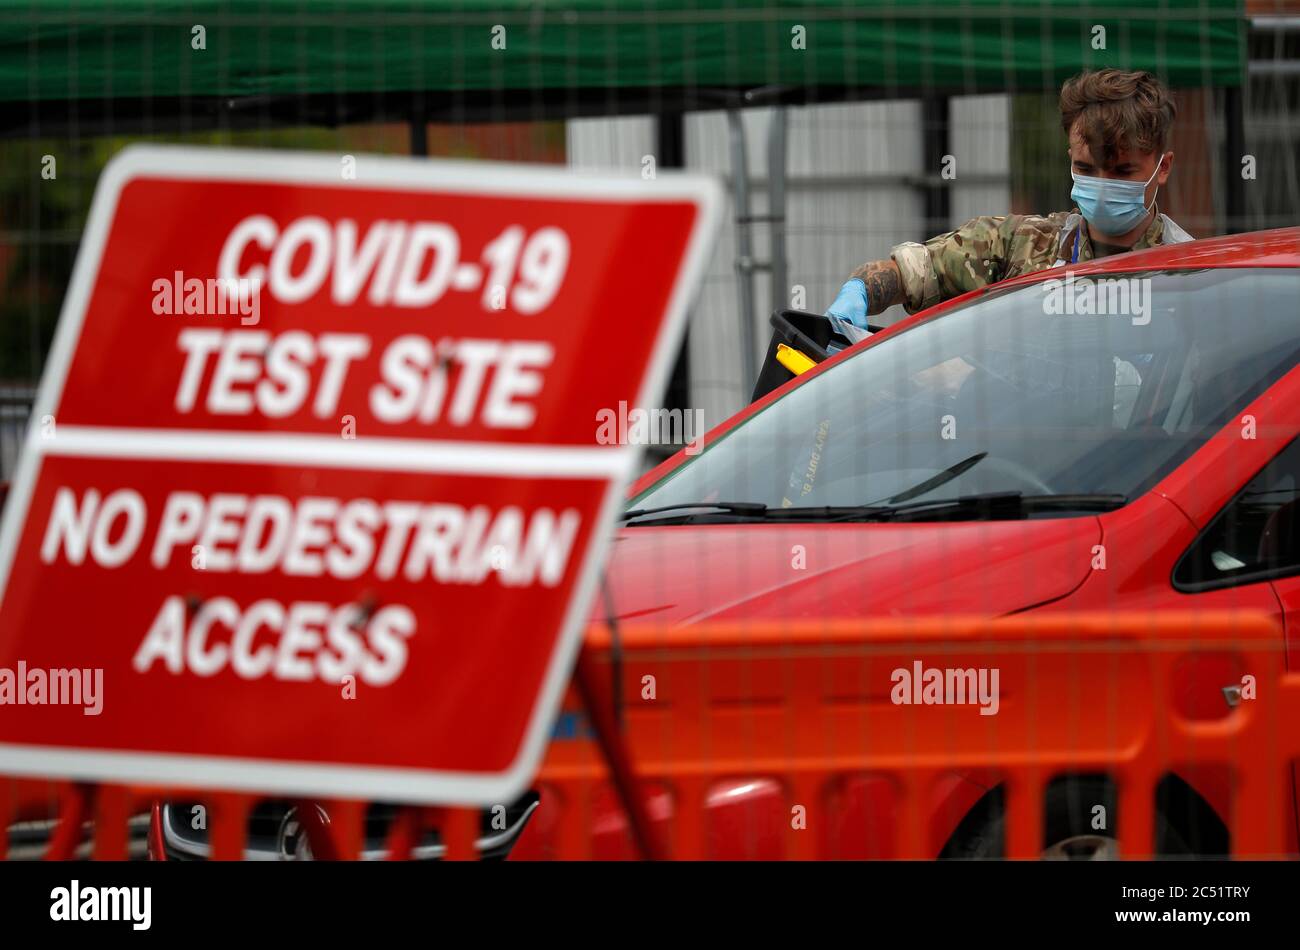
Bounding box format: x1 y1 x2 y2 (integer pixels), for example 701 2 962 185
0 146 720 803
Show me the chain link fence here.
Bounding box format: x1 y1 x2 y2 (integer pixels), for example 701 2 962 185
2 2 1293 473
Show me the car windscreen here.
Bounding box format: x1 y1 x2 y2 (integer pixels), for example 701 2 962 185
631 268 1299 520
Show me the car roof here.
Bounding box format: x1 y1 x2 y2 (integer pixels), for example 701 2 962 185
994 225 1299 293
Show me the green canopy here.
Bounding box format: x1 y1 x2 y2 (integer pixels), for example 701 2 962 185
2 0 1244 109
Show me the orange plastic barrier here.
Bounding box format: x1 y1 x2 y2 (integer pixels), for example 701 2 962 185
525 612 1300 860
2 612 1296 860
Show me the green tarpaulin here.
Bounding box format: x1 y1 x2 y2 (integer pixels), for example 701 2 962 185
1 0 1245 106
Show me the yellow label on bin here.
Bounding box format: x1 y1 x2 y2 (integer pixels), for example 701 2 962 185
775 343 817 376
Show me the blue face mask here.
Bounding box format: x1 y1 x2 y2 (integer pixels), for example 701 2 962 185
1070 160 1163 237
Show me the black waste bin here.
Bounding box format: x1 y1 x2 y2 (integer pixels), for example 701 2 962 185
751 310 880 403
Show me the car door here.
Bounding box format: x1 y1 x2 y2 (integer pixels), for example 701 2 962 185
1167 416 1300 844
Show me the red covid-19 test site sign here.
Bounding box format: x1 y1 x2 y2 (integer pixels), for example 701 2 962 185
0 146 721 803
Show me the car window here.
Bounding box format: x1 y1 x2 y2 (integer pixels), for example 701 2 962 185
633 268 1299 519
1174 438 1300 591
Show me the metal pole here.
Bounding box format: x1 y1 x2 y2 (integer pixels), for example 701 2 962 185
409 108 428 157
767 107 789 312
656 111 691 439
574 643 665 860
920 96 951 237
727 108 759 392
1223 86 1246 234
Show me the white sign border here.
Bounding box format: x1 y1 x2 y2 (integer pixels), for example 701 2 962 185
0 145 722 805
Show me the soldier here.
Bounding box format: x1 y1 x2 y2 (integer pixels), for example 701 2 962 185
825 68 1194 328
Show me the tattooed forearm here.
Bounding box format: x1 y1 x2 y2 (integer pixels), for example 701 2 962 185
848 260 904 315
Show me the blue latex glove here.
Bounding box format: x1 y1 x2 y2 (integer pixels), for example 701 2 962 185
824 277 870 329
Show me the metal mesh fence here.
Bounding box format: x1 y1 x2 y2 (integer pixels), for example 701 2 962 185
2 2 1293 458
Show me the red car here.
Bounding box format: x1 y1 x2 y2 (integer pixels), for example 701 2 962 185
150 227 1299 860
572 226 1300 859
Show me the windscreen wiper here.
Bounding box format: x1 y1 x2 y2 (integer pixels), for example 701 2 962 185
619 501 769 524
620 500 902 526
878 451 988 505
620 492 1128 526
837 491 1130 522
620 454 995 527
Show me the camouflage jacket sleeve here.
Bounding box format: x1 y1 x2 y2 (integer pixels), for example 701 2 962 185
889 216 1018 314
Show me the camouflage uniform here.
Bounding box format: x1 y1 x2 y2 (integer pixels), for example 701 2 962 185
890 208 1194 314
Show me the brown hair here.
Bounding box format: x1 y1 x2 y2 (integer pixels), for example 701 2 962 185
1059 69 1177 169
